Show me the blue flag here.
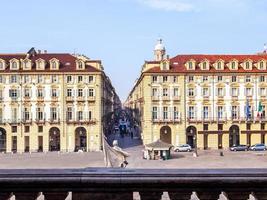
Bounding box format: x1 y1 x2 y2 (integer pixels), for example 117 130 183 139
245 100 250 120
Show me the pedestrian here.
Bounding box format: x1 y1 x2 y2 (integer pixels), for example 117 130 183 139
130 131 133 139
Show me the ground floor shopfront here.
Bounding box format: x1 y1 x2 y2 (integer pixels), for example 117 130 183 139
143 122 267 150
0 124 102 153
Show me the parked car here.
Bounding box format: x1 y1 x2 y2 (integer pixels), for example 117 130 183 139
249 144 267 151
230 145 248 151
174 144 192 152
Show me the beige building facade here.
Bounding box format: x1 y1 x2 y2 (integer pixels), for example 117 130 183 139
0 48 120 153
125 40 267 149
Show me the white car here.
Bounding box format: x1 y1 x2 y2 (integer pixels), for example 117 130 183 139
174 144 192 152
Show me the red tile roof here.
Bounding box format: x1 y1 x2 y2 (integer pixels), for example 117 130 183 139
0 53 101 73
145 54 267 74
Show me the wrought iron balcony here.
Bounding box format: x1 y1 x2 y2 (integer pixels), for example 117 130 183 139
0 168 267 200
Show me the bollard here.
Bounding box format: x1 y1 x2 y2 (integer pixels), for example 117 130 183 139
220 151 224 156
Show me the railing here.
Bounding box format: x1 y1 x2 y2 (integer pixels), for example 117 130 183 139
0 168 267 200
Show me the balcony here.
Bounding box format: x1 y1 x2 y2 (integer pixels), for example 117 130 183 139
37 96 44 102
7 119 20 124
67 118 97 125
66 96 74 102
77 96 86 102
0 168 267 200
23 96 31 102
49 118 60 124
51 96 59 102
151 96 160 101
152 118 181 123
21 118 32 124
35 119 46 124
87 96 96 102
172 96 180 101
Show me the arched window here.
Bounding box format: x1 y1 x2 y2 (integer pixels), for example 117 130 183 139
78 61 83 69
189 62 193 69
245 62 250 70
218 62 221 70
231 62 236 70
51 61 57 69
12 62 17 69
203 62 207 70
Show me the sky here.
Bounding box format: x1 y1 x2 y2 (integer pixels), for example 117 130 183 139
0 0 267 101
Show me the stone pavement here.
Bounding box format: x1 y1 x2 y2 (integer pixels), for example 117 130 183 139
1 134 267 169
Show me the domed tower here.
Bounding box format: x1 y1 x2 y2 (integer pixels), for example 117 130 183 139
154 38 166 61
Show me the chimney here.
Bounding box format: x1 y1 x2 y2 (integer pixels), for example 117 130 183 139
44 50 47 54
37 50 41 54
264 44 267 54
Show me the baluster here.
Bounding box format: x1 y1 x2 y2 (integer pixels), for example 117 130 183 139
218 192 228 200
72 192 133 200
14 192 40 200
139 192 163 200
248 192 258 200
43 192 69 200
224 191 250 200
195 191 220 200
0 193 13 200
168 191 192 200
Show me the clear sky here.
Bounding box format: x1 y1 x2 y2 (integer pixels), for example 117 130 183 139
0 0 266 101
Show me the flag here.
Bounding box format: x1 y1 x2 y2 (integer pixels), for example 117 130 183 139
245 100 250 120
257 101 263 118
102 135 129 168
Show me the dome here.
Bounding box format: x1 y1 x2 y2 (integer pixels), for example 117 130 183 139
154 38 165 51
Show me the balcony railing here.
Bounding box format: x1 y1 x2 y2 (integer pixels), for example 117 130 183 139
152 118 181 123
0 168 267 200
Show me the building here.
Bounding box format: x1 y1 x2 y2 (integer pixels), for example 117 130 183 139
125 39 267 149
0 48 121 153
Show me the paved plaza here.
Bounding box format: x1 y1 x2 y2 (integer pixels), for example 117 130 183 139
1 135 267 169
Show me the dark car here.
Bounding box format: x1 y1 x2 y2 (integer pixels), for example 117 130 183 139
230 145 248 151
249 144 267 151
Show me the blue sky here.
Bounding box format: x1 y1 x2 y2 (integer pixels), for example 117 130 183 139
0 0 266 101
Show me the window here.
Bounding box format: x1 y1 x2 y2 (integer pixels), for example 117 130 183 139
202 88 209 97
11 62 17 69
189 62 193 69
203 124 208 131
78 62 83 69
88 111 92 120
9 89 18 98
152 107 158 120
67 88 72 97
50 107 57 120
67 76 72 83
246 123 251 130
260 88 266 96
11 108 17 122
202 76 208 82
203 106 209 119
23 60 30 69
217 88 224 97
188 76 194 82
203 62 208 70
24 126 30 133
78 76 83 83
78 88 83 97
51 75 58 83
37 89 44 98
260 76 265 82
217 62 222 70
231 76 237 82
152 88 158 97
245 62 250 70
78 111 83 120
163 107 168 120
51 61 57 69
0 75 3 83
36 108 43 120
217 76 223 82
163 76 168 82
88 88 94 97
261 123 265 130
189 106 195 119
217 106 223 120
173 76 178 83
37 75 43 83
23 108 30 121
245 76 251 82
0 61 4 70
231 106 238 119
0 90 2 100
67 107 72 121
24 89 30 97
173 88 179 97
88 76 94 83
231 62 236 70
51 89 58 97
260 62 264 70
11 126 17 133
231 88 238 96
10 75 17 83
152 76 157 83
245 88 253 96
163 88 168 97
188 88 195 97
218 124 223 131
174 107 179 120
38 126 43 133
